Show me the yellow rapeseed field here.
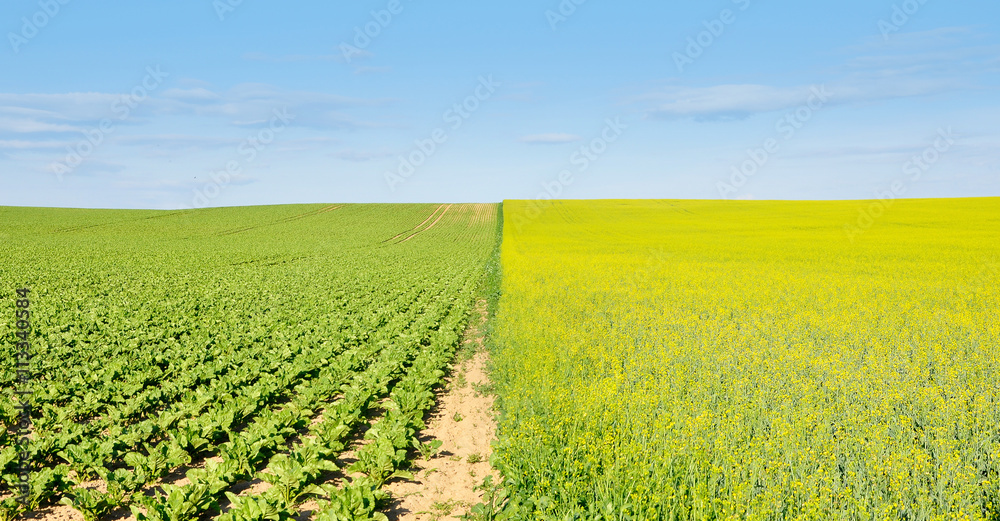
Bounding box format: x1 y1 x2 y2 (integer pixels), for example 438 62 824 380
489 198 1000 520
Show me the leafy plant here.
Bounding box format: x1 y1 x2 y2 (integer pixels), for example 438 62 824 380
463 476 515 521
348 437 413 486
257 450 337 506
169 423 212 457
218 437 267 480
102 467 146 503
23 466 72 511
125 442 190 484
0 498 25 521
132 483 219 521
60 487 117 521
414 438 443 460
217 493 289 521
309 480 388 521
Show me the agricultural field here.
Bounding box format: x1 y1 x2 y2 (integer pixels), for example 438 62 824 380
3 197 999 521
489 198 1000 519
0 203 501 521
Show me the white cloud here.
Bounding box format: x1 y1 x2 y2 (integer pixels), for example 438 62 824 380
641 26 995 121
848 26 976 53
329 149 395 161
161 88 221 103
115 134 241 150
0 93 120 122
643 84 822 120
353 66 391 75
155 83 391 130
0 82 394 139
0 139 72 149
641 76 963 121
784 144 931 160
518 133 583 144
242 52 344 63
113 176 257 191
274 137 341 153
0 117 80 133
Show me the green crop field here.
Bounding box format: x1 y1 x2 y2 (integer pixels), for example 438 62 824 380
0 203 501 521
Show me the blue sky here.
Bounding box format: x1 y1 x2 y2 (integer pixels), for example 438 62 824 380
1 1 998 209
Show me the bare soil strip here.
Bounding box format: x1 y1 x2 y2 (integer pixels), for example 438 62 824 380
316 204 343 214
383 298 498 520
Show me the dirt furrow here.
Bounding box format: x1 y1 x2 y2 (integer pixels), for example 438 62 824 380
383 298 497 520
